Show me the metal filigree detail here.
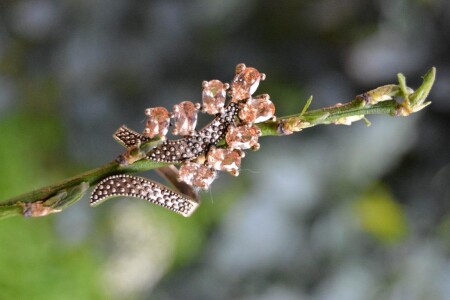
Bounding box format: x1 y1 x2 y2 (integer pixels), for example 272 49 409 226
147 102 239 163
90 174 199 217
114 125 151 148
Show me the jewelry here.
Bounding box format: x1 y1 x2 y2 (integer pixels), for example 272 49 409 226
90 63 276 217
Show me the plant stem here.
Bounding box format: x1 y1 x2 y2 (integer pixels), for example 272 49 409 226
258 99 399 136
0 159 171 219
0 68 435 220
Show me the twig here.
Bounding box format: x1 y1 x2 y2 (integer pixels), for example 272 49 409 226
0 67 435 219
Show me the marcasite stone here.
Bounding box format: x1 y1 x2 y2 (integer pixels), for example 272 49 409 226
147 102 239 163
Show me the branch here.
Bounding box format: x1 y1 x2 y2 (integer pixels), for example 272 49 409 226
0 67 435 220
258 67 434 136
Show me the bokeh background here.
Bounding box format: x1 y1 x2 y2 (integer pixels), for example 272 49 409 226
1 0 449 299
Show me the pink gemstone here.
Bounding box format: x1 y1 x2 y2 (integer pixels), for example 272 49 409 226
173 101 198 136
225 124 261 150
144 107 170 138
202 80 227 115
238 94 275 123
178 161 199 186
178 161 216 190
193 165 216 190
231 66 262 100
207 147 242 176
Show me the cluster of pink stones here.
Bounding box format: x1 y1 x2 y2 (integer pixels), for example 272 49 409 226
144 64 276 191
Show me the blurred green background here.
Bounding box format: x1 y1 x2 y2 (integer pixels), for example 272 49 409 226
1 0 449 299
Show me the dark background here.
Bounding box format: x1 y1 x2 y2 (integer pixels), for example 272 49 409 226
1 1 449 299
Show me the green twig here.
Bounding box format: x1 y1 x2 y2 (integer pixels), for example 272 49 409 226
0 67 435 220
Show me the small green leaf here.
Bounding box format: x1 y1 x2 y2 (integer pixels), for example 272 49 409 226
52 182 89 210
409 67 436 107
308 112 330 124
299 96 313 117
397 73 410 99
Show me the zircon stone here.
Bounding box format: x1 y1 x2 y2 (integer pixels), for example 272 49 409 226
207 147 242 176
238 94 275 123
231 65 262 100
178 161 216 190
226 124 261 150
178 161 199 186
202 80 227 115
144 107 170 138
193 165 216 190
173 101 198 136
